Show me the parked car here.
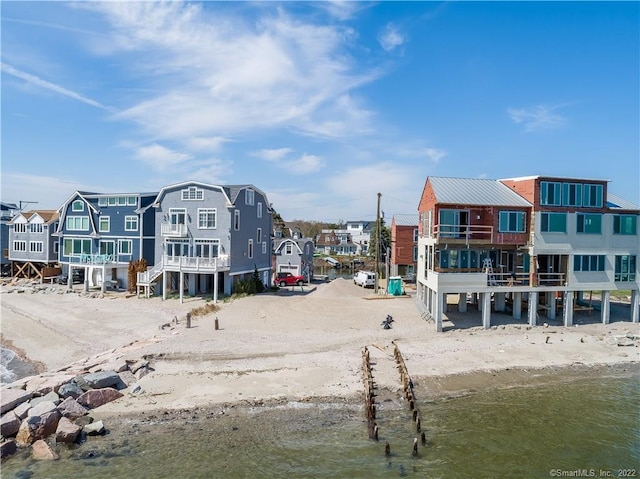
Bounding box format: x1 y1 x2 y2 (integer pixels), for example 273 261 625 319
275 272 305 287
56 269 85 285
354 270 376 288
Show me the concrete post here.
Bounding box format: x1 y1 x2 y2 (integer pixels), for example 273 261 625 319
162 272 167 301
563 291 574 327
482 292 491 329
632 290 639 323
513 292 522 320
601 290 610 325
434 290 443 332
548 292 556 320
495 292 506 312
458 293 467 312
101 264 106 294
528 291 538 327
179 271 184 304
213 272 219 303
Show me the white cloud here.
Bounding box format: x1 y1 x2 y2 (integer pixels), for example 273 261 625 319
424 148 447 163
186 136 231 152
507 105 567 132
254 148 294 162
289 154 325 174
378 23 405 52
134 143 192 171
1 63 111 111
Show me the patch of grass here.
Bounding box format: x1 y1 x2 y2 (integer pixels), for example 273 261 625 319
190 303 220 317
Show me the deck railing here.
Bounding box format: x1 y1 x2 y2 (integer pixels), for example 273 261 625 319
161 223 188 237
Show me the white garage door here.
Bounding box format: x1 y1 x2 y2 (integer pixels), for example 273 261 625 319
278 264 300 275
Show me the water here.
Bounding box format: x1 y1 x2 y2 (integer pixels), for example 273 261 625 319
0 346 38 385
2 371 638 478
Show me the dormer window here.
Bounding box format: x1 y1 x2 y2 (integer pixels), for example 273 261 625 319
245 189 255 206
182 186 204 201
72 200 84 212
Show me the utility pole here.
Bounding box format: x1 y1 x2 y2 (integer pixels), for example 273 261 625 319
19 200 38 212
375 192 381 294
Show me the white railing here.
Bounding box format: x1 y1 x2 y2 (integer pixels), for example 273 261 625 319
163 254 230 272
137 262 164 285
161 223 187 237
433 224 494 242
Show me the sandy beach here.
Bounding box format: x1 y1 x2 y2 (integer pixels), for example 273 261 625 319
1 278 638 417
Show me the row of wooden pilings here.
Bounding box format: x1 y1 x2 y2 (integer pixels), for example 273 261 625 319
362 343 426 457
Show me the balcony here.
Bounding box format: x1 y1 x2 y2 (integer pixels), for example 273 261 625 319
162 254 230 273
431 224 527 245
161 223 187 237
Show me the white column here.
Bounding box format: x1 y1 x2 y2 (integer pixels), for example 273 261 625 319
513 292 522 320
632 290 639 323
528 291 538 327
213 272 219 303
188 273 197 296
495 292 506 312
434 290 443 332
101 264 106 294
179 271 184 304
162 272 167 301
563 291 574 327
458 293 467 312
601 290 610 325
482 292 491 329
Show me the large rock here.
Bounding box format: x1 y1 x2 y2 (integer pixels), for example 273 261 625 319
91 359 129 374
58 382 84 399
0 411 21 437
77 388 123 409
13 401 31 420
32 439 59 460
0 440 17 459
24 373 76 396
118 370 137 387
28 400 58 418
82 371 122 389
129 359 149 374
15 411 61 446
0 388 33 414
55 417 81 444
57 397 89 419
30 391 61 408
84 420 105 436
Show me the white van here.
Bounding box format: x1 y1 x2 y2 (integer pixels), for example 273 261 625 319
354 271 376 288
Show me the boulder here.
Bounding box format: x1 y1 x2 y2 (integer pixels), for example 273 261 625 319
24 373 76 396
57 397 89 419
16 411 61 446
28 400 58 418
55 417 81 444
77 388 123 409
118 370 137 387
135 366 152 380
73 375 91 392
0 411 21 437
129 359 149 374
74 416 93 428
84 420 105 436
58 382 84 399
0 388 33 414
13 401 31 420
0 440 17 459
30 391 61 408
92 359 129 374
82 371 122 389
32 439 59 460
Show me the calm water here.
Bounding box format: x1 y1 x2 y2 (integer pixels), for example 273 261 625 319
3 371 638 478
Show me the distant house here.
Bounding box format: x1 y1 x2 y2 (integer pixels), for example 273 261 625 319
316 229 357 255
55 191 157 291
391 214 418 278
8 210 59 279
1 202 18 275
273 236 314 283
416 175 639 331
345 220 372 255
138 181 272 302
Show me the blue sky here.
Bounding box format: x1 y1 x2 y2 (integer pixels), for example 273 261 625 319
2 1 638 222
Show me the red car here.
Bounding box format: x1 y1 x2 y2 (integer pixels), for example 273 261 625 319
275 272 305 287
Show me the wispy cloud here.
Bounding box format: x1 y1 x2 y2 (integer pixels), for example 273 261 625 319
424 148 447 163
288 154 325 174
134 143 192 171
1 63 112 111
378 23 406 52
254 148 294 162
507 104 567 132
255 148 324 174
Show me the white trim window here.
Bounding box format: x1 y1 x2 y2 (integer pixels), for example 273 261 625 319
257 228 262 243
30 223 44 233
257 202 263 218
285 244 293 255
53 242 59 254
124 216 138 231
198 208 217 229
127 196 137 206
117 196 127 206
182 186 204 201
66 216 89 231
29 241 43 253
234 210 240 230
262 241 267 254
98 197 108 206
63 238 91 257
99 240 115 256
99 216 110 233
72 200 84 212
118 239 133 255
13 240 26 252
248 239 254 258
245 189 255 206
13 223 27 233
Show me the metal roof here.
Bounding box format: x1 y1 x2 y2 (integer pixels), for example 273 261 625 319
392 214 418 226
607 192 640 211
429 177 532 207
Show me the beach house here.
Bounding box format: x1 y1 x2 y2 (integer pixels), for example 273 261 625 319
390 214 419 279
137 181 273 302
273 235 315 283
55 191 157 291
7 210 60 280
1 202 18 276
416 176 639 331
